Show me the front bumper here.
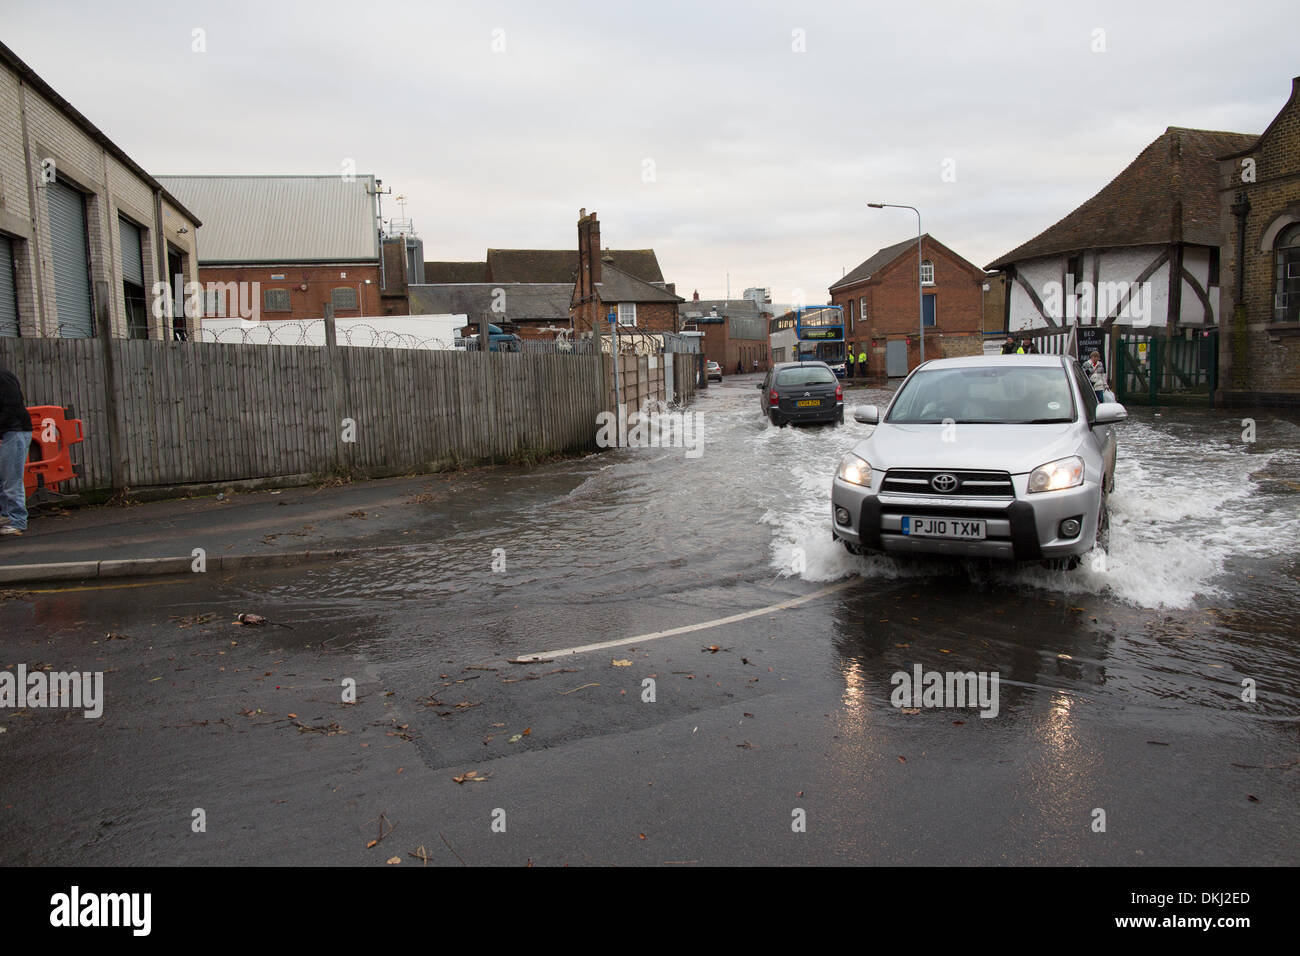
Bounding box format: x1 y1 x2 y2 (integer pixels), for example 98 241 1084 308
831 473 1100 560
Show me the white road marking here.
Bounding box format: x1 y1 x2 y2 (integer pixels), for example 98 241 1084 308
513 579 857 661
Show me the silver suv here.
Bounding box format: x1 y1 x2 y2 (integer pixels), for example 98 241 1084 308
831 355 1127 568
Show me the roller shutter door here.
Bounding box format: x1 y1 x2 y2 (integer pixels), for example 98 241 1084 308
119 217 144 285
48 180 93 338
0 235 17 337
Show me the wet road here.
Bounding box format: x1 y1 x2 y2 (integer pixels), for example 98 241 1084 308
3 376 1299 865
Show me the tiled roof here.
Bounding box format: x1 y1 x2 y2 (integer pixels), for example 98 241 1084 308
986 127 1259 269
423 261 488 283
595 265 683 304
156 175 379 263
830 236 921 292
486 249 664 284
407 283 573 321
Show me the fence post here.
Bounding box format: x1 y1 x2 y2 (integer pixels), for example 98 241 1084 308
94 279 127 491
323 303 344 472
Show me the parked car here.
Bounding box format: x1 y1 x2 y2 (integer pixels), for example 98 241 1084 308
706 360 723 382
831 355 1126 569
758 361 843 426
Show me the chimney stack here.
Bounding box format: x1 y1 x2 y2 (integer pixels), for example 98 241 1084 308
578 209 601 289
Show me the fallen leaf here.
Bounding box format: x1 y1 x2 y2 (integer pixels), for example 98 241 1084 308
386 856 401 864
611 659 633 667
366 840 379 849
452 770 490 784
898 756 907 763
900 707 921 715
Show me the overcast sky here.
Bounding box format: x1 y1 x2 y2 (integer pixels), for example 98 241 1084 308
3 0 1293 302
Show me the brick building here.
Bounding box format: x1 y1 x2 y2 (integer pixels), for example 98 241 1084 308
1217 77 1300 406
830 234 986 377
156 175 414 322
679 293 770 373
0 40 202 340
571 210 682 334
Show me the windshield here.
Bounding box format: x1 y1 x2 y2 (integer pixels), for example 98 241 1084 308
887 366 1076 424
776 366 836 386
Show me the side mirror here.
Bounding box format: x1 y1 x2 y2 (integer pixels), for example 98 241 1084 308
1094 402 1128 424
853 405 879 425
756 383 764 389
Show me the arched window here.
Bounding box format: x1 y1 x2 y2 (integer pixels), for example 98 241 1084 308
920 260 935 285
1276 223 1300 323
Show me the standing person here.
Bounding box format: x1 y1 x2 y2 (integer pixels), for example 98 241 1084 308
736 358 744 375
1026 339 1039 354
846 346 856 378
857 346 867 375
1084 350 1107 402
1001 335 1017 354
753 358 759 374
0 366 29 537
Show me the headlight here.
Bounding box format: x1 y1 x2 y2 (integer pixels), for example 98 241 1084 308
1028 456 1084 493
837 453 872 487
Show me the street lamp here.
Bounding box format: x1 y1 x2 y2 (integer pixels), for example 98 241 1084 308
868 202 924 363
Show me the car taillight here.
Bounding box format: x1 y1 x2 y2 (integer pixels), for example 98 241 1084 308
835 384 843 401
769 389 779 406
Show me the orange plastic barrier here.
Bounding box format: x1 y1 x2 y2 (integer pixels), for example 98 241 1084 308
22 405 84 499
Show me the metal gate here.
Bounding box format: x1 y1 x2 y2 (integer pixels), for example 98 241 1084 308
1116 330 1218 406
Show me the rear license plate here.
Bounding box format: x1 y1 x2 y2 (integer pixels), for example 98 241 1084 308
796 399 820 407
901 516 986 540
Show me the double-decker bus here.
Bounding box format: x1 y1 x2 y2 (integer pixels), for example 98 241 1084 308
768 305 846 377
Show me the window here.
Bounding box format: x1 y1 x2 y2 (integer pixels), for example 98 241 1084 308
119 217 147 339
331 287 358 312
920 260 934 285
264 288 292 312
1208 248 1220 287
1274 224 1300 322
860 297 866 325
618 302 637 326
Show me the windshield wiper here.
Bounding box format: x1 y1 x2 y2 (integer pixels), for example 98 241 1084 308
1010 417 1073 424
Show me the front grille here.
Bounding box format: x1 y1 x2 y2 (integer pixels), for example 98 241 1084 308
881 469 1015 497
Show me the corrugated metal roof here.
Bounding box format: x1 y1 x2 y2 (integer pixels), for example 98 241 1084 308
155 175 379 264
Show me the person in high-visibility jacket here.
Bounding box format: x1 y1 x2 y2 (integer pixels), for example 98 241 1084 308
857 349 867 373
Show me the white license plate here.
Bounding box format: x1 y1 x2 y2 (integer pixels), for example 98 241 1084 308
901 516 986 540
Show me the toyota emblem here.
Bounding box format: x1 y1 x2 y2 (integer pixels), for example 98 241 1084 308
931 473 959 493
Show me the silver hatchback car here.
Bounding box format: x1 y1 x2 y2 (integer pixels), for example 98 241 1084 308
831 355 1127 568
